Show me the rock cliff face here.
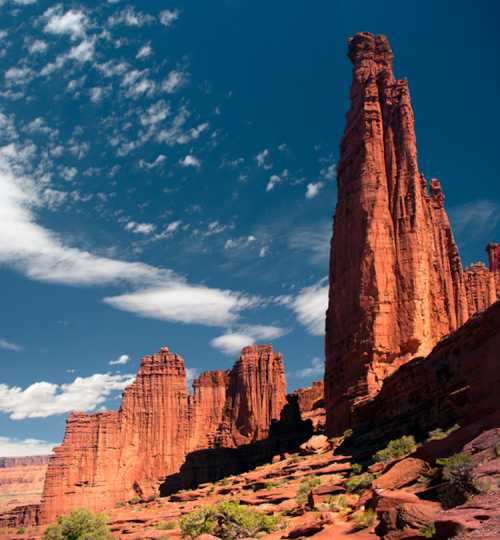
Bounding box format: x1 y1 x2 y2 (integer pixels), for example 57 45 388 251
39 345 286 524
351 300 500 444
0 456 50 469
488 243 500 296
463 262 497 314
325 32 498 435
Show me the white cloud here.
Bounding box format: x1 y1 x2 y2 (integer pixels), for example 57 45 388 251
256 148 271 169
125 221 156 235
0 436 55 457
43 6 88 40
159 9 179 27
0 338 21 352
67 38 95 63
0 145 166 286
0 145 260 331
162 69 186 94
108 7 154 27
109 354 129 365
60 166 77 181
292 357 324 378
305 182 324 199
27 40 48 54
103 285 258 327
0 372 135 420
180 154 201 168
320 162 336 181
211 324 287 355
211 333 255 355
289 279 328 335
136 43 152 59
186 367 198 388
266 174 281 192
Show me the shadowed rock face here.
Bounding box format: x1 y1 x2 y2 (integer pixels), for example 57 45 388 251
39 345 287 523
351 300 500 445
325 32 499 435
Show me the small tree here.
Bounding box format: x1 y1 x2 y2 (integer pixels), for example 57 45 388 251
42 508 113 540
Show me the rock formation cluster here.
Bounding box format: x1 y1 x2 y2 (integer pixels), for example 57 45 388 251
39 345 286 523
325 31 499 435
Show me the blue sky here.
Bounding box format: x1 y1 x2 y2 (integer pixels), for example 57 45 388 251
0 0 498 456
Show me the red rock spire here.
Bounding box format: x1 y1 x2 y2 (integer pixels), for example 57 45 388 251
487 243 500 297
39 345 286 523
325 32 470 435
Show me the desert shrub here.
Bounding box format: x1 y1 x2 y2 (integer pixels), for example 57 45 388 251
115 501 126 508
436 453 476 508
351 463 363 475
288 453 300 464
42 508 113 540
420 522 436 538
17 527 25 534
129 495 142 505
218 477 231 486
154 520 177 530
374 435 417 462
180 500 281 540
265 480 283 490
326 494 351 514
146 494 157 502
350 508 377 530
296 476 321 504
426 424 460 442
345 472 374 493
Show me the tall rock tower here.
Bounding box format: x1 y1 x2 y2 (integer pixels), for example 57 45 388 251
325 33 470 435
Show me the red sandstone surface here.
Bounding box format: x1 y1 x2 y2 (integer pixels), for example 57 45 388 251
325 31 499 436
39 345 286 524
0 457 49 514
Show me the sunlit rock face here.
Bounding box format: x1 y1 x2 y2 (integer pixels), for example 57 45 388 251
39 344 286 523
325 32 499 435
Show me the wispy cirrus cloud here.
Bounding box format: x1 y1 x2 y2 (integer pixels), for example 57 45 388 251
0 338 22 352
449 200 500 239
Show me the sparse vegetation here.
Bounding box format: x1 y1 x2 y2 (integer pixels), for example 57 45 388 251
350 508 377 530
426 424 460 442
17 527 25 534
288 453 301 464
374 435 417 462
42 508 113 540
326 494 352 514
345 472 374 493
146 494 157 502
154 520 177 530
351 463 363 475
115 500 126 508
436 453 477 508
218 477 232 486
265 480 283 490
180 500 282 540
296 475 321 504
420 523 436 538
129 495 142 505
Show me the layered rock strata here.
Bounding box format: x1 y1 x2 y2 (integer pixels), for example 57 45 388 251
39 345 286 523
488 243 500 296
325 31 498 435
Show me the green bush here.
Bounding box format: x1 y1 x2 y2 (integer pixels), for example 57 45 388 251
345 472 374 493
374 435 417 462
436 453 478 508
17 527 25 534
426 424 460 442
420 523 436 538
350 508 377 530
180 500 281 540
351 463 363 475
296 476 321 504
329 429 353 452
129 495 142 505
154 520 177 530
42 508 113 540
